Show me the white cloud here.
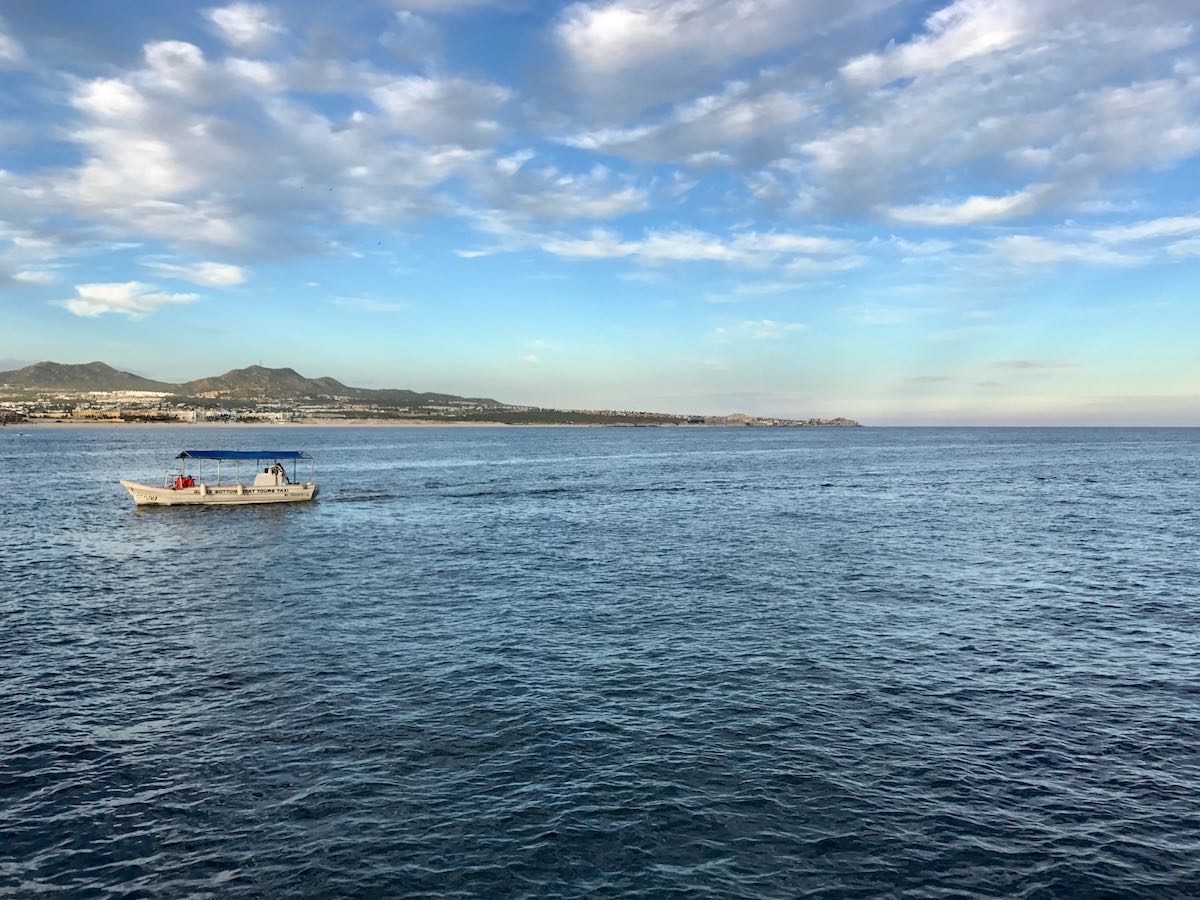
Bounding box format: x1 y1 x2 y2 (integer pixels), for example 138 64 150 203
38 41 496 258
542 228 743 262
1081 78 1200 171
793 4 1200 218
557 2 680 78
0 222 60 257
1008 146 1053 167
72 78 147 120
0 21 24 67
785 254 867 274
72 130 199 207
554 0 880 110
144 41 208 93
842 0 1036 87
225 57 284 91
1167 238 1200 257
381 12 442 64
992 235 1142 266
979 212 1200 269
477 161 648 222
519 353 540 364
640 229 743 262
371 76 512 146
58 282 198 318
559 80 811 164
3 0 1198 284
735 233 850 255
117 201 248 251
885 185 1048 225
495 149 534 176
394 0 512 10
144 260 246 286
204 3 284 49
13 269 55 285
540 228 636 259
1093 216 1200 243
538 226 858 269
887 237 956 261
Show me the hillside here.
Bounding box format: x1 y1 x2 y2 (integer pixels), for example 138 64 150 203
179 365 501 406
178 366 352 399
0 361 502 407
0 361 172 392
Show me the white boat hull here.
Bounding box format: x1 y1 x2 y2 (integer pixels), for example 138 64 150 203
120 480 317 506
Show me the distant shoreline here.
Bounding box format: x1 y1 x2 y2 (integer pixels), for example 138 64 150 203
10 419 603 429
5 418 862 429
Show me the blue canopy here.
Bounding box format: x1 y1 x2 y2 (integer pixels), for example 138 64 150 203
177 450 311 460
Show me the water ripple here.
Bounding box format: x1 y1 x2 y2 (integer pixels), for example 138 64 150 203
2 426 1199 897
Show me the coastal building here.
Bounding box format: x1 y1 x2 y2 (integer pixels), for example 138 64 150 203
72 407 123 420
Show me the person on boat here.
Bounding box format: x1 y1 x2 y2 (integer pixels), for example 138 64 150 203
174 475 184 489
269 462 290 484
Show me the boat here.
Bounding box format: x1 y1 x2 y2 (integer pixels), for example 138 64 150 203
120 450 317 506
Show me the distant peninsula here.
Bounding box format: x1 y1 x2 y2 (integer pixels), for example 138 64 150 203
0 361 861 428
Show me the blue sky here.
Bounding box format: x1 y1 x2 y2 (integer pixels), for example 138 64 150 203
1 0 1198 423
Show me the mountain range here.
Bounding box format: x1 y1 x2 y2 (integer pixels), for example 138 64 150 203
0 361 502 407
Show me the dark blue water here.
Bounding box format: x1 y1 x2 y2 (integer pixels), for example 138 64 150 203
2 426 1199 897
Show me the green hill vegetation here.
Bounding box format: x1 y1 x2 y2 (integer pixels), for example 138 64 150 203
0 361 500 406
0 361 172 392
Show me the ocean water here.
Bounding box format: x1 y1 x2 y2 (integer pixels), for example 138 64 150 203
2 425 1199 898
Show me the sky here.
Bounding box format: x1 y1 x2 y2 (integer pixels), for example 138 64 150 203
1 0 1199 424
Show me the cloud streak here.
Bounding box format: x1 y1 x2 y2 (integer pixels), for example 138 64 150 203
537 227 859 269
144 260 246 286
204 3 285 49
